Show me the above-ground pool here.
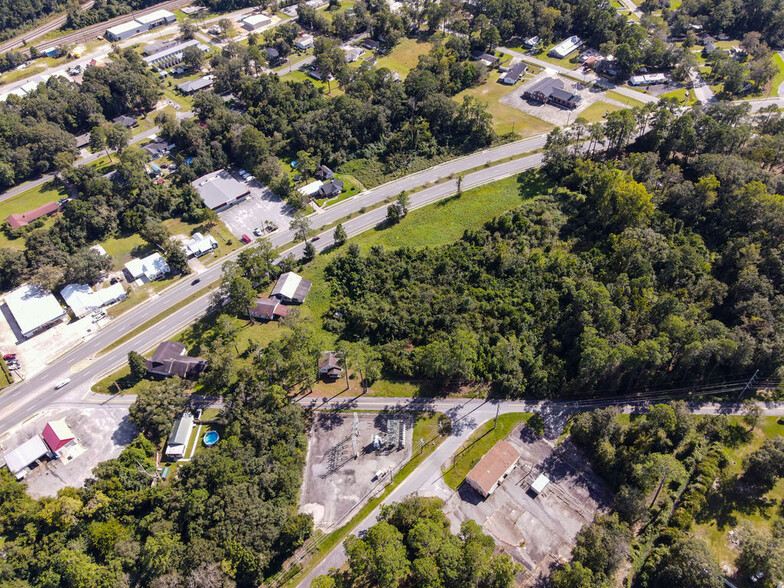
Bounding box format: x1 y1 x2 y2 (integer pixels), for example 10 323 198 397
203 431 219 447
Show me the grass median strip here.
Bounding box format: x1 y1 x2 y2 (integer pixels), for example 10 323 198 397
98 280 219 356
442 412 532 490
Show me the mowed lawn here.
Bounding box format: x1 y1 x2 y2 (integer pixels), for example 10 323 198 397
578 101 625 123
454 72 555 137
376 37 433 76
442 413 532 489
0 181 69 250
766 53 784 98
692 416 784 569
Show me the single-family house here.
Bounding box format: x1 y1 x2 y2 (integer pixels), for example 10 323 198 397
4 284 66 338
165 412 194 458
6 201 60 229
124 252 170 281
465 440 519 497
296 34 314 50
182 232 218 257
315 165 334 180
345 47 364 62
113 114 137 128
318 179 344 199
549 36 583 59
249 296 289 321
142 141 172 158
703 42 717 55
191 169 251 211
523 36 540 49
265 47 281 62
146 341 208 379
319 351 342 380
270 271 312 304
471 50 499 67
178 76 214 94
363 39 380 51
60 282 127 318
500 61 527 84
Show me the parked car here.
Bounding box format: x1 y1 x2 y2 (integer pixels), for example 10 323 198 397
240 234 252 244
253 227 263 236
3 353 16 360
54 378 71 389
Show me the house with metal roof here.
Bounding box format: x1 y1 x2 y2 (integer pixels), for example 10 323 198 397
549 36 583 59
465 440 519 497
270 271 312 304
178 76 214 94
4 284 66 338
124 252 170 282
182 232 218 257
165 412 194 459
61 282 127 318
249 297 288 321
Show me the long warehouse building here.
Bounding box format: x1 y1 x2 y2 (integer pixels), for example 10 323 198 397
105 9 177 42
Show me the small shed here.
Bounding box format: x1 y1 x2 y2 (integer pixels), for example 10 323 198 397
530 473 550 496
42 419 76 452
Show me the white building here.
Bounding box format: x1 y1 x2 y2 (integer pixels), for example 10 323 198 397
106 20 147 42
3 436 51 479
135 9 177 29
124 252 170 281
549 36 583 59
295 34 314 50
241 14 272 31
143 40 209 69
629 73 667 86
4 284 66 338
60 283 127 318
298 180 323 197
182 232 218 257
344 47 364 62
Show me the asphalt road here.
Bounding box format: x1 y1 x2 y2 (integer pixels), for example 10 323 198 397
0 134 548 436
294 395 784 587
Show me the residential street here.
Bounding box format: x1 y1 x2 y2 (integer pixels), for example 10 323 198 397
0 134 549 437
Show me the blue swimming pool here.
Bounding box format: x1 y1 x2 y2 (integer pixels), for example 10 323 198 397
203 431 219 447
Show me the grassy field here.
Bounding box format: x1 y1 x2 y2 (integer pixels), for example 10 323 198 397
603 89 647 108
442 412 532 489
0 180 68 250
767 53 784 98
579 101 625 123
661 87 699 106
95 170 550 396
454 71 555 137
692 416 784 569
375 36 433 77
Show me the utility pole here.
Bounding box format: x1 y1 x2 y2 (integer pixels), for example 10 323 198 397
736 369 759 402
494 403 499 429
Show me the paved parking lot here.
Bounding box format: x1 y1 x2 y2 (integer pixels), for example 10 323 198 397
501 72 628 126
218 181 295 239
0 305 109 381
0 406 136 498
443 423 611 584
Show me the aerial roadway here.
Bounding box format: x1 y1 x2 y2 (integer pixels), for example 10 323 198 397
0 134 550 436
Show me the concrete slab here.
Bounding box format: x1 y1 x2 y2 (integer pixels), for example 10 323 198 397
299 412 413 530
0 406 137 498
443 422 612 584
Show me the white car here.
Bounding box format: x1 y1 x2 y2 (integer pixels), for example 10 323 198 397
54 378 71 390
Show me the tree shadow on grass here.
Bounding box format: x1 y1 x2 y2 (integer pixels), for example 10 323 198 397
517 168 552 200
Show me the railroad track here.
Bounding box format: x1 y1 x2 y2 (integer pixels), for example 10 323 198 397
0 0 192 55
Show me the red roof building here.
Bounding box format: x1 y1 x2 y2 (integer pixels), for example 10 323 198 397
6 201 60 230
42 419 76 452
